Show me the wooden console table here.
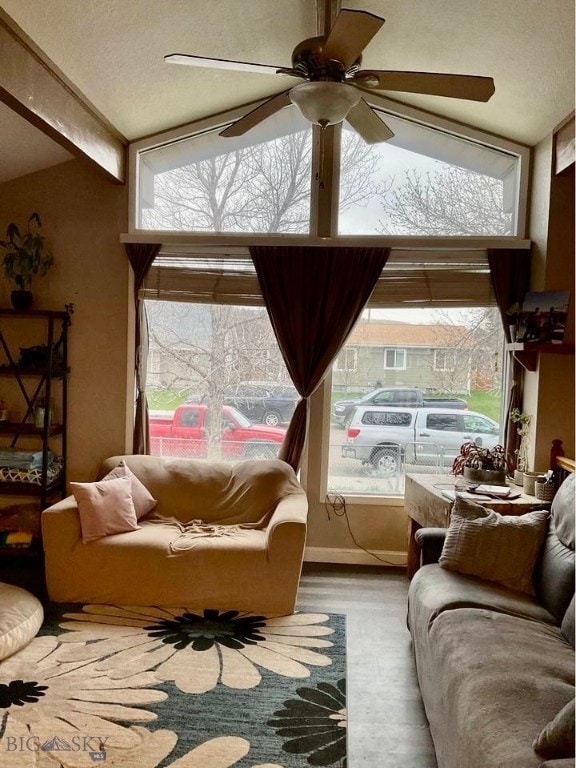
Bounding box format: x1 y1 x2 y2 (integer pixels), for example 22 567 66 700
405 473 551 578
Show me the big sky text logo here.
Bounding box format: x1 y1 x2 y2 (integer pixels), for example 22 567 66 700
3 734 108 761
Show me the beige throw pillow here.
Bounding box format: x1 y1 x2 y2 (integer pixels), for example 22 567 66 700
101 460 157 519
71 476 139 543
439 496 549 594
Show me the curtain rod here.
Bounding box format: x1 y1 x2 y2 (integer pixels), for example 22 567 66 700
120 232 531 250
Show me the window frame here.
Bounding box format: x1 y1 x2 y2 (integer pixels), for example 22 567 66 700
383 348 407 370
334 347 358 372
433 349 457 372
128 92 529 508
128 94 531 239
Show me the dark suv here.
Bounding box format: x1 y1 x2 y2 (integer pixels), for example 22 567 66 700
223 382 299 426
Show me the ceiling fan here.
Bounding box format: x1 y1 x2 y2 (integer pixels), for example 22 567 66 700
165 8 495 144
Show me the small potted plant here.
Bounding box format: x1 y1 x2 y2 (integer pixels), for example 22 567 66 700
0 212 53 310
452 442 510 485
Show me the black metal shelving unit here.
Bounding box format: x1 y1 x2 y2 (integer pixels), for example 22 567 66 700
0 309 69 596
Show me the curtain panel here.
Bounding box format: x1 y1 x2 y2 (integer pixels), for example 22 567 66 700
125 243 161 454
250 246 390 471
487 248 531 466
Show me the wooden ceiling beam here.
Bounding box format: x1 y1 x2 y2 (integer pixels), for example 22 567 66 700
0 9 126 183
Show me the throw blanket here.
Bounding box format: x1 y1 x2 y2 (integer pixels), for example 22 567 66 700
146 513 268 552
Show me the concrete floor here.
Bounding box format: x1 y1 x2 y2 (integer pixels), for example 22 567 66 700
297 563 438 768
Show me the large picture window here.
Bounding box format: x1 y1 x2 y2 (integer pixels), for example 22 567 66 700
328 307 503 497
132 92 529 502
145 299 295 462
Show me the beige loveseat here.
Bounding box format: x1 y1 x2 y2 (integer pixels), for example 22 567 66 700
42 456 308 615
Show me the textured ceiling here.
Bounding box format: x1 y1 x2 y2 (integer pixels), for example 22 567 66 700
0 0 574 183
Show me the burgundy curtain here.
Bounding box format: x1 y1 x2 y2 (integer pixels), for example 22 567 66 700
487 248 531 464
125 243 161 454
250 246 390 470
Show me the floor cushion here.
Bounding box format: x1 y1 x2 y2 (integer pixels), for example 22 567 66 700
0 582 44 661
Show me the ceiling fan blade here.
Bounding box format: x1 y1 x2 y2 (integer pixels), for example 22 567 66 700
345 99 394 144
353 70 495 102
220 90 293 137
322 9 385 69
165 53 284 76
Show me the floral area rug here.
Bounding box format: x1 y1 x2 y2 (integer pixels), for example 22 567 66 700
0 603 347 768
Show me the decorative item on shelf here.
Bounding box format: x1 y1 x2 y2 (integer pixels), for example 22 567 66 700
0 212 53 310
510 407 531 479
550 438 565 490
516 291 570 344
522 470 541 496
17 304 73 373
452 442 511 486
506 302 521 342
535 470 556 502
33 396 52 429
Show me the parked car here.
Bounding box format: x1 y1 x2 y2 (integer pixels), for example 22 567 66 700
149 403 286 459
188 382 299 426
332 386 468 428
342 406 500 474
223 382 299 426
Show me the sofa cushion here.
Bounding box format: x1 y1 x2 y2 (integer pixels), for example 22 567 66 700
552 473 575 551
535 531 576 624
71 476 139 543
0 583 44 661
102 460 157 519
534 475 575 622
423 607 574 768
408 564 557 634
99 456 304 525
439 496 549 594
533 698 575 759
561 596 575 648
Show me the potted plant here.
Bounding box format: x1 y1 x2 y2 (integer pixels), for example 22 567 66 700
452 442 510 485
0 212 53 309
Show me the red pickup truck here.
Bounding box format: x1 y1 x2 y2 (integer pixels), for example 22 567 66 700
149 404 286 460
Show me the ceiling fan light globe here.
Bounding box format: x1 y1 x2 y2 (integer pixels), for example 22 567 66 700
289 82 361 126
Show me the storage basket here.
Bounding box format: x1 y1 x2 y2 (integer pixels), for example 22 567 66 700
534 480 555 502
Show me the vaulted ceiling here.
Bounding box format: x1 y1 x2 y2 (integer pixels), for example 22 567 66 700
0 0 574 184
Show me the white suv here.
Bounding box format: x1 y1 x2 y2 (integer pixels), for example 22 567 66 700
342 406 500 473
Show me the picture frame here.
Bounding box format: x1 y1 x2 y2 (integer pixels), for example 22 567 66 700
516 291 570 344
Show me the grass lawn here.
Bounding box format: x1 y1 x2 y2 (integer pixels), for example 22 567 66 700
147 390 188 411
464 391 502 422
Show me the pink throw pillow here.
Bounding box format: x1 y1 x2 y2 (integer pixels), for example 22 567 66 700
71 476 139 543
101 460 157 519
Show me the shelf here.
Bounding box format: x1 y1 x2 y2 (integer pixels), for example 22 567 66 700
0 309 68 320
0 309 69 511
0 479 64 497
0 422 63 436
507 342 575 371
0 546 43 559
0 365 67 377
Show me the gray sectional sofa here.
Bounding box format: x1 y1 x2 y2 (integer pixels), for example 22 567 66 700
408 473 575 768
